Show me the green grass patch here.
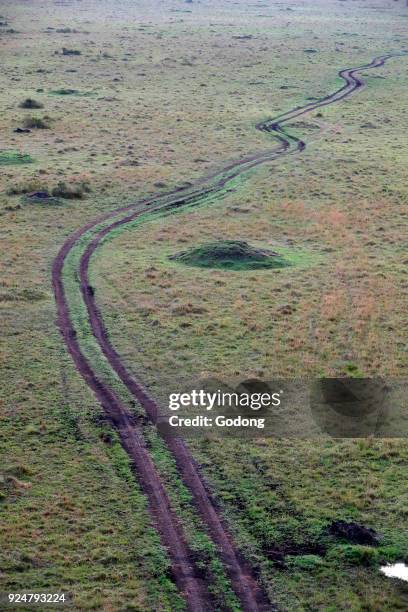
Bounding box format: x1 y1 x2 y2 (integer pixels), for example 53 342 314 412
50 88 79 95
0 151 33 166
169 240 291 271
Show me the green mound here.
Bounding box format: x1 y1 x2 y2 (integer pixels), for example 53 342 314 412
169 240 291 271
49 89 92 97
50 88 79 95
0 151 33 166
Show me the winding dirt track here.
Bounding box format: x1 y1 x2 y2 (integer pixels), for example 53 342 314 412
52 54 401 611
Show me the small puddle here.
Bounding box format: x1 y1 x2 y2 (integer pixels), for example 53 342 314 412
380 563 408 582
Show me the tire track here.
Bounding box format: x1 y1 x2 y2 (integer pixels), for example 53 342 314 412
53 54 403 611
53 235 213 611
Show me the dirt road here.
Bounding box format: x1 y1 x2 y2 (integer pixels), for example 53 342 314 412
53 54 402 611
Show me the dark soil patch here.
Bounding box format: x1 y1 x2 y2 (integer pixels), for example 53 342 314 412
24 191 63 206
264 541 327 567
328 521 381 546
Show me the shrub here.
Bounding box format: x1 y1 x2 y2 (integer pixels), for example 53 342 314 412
6 180 44 195
23 116 50 129
8 179 91 200
62 47 81 56
19 98 43 109
51 180 91 199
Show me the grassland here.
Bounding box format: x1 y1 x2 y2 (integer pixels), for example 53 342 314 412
1 0 408 610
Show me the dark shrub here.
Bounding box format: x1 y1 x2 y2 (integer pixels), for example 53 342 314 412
62 47 81 56
19 98 44 109
51 180 91 199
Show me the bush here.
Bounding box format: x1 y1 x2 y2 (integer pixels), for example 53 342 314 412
51 180 91 199
6 180 44 195
7 179 91 200
19 98 43 109
62 47 81 56
23 116 50 129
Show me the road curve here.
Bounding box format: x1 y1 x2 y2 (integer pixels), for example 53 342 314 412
53 54 403 611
